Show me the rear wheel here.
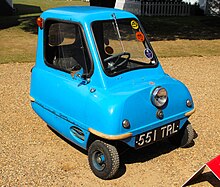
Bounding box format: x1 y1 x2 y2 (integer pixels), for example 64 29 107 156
169 122 194 148
88 140 119 179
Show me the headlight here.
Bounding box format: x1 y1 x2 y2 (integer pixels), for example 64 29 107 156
151 87 168 108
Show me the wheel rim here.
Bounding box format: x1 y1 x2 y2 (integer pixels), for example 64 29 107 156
92 150 106 171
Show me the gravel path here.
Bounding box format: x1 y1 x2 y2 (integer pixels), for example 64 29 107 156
0 56 220 186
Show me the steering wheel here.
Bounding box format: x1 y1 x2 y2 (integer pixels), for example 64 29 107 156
104 52 130 71
71 64 81 71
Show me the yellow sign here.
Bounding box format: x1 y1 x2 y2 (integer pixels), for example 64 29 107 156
131 20 139 30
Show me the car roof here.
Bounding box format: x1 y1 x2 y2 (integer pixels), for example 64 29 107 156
41 6 136 23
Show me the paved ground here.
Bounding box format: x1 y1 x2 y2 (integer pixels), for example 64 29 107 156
0 56 220 186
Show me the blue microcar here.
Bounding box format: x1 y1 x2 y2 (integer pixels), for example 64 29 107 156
30 6 196 179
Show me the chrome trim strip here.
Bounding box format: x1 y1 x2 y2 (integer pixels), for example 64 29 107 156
29 95 35 102
88 128 132 140
185 108 196 117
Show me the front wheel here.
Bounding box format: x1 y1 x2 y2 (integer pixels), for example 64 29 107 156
88 140 119 179
168 122 194 148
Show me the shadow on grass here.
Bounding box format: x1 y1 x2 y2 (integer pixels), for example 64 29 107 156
0 3 220 40
0 4 42 34
14 4 42 15
139 16 220 41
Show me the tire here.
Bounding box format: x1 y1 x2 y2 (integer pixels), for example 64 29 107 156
88 140 120 179
169 122 194 148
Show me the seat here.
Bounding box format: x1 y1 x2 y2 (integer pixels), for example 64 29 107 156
53 57 79 72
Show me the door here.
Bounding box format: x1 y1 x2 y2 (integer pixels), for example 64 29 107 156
32 20 93 131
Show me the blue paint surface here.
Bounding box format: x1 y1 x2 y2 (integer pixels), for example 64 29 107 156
30 6 194 150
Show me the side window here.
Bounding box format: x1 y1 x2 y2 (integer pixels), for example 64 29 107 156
45 21 92 75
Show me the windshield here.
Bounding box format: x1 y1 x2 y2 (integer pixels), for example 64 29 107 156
92 17 158 76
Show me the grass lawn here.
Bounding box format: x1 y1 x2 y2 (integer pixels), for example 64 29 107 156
0 0 220 63
0 0 88 63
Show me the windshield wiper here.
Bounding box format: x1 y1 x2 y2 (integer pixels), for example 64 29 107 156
112 13 125 52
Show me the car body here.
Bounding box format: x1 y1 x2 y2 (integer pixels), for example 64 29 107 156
30 6 195 179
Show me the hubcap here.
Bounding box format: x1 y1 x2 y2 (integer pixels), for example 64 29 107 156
92 151 106 171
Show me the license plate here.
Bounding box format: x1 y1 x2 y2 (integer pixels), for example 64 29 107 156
135 121 180 148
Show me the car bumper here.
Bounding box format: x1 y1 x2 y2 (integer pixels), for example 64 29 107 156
88 108 195 148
